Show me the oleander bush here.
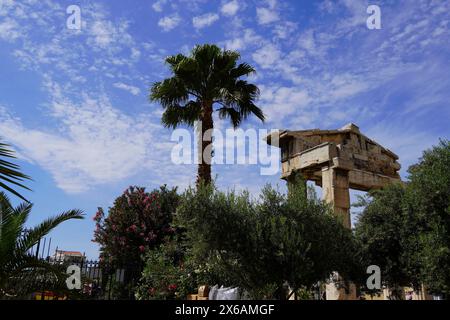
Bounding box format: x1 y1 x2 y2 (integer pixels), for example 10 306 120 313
92 185 179 298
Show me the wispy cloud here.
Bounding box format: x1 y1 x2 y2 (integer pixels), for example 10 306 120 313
152 0 168 12
158 14 181 31
221 0 240 17
193 13 219 29
113 82 141 96
0 0 193 193
256 8 279 25
256 0 279 25
0 88 168 193
0 17 22 41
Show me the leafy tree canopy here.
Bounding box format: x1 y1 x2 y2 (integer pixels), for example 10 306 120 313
175 181 360 299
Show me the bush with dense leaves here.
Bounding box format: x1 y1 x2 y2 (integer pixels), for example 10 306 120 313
135 239 198 300
92 185 179 287
174 181 360 299
407 139 450 295
354 139 450 298
354 183 419 299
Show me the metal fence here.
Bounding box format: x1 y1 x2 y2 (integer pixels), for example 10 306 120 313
22 230 136 300
30 256 137 300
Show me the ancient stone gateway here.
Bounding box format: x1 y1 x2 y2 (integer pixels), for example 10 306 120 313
266 123 402 299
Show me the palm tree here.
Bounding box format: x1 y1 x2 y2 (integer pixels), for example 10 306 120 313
0 192 83 298
150 44 265 184
0 139 31 201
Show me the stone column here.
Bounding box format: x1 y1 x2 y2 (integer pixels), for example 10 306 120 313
322 165 356 300
321 166 351 229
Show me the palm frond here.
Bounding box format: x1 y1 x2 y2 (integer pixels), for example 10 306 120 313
230 63 256 78
3 253 67 297
0 140 31 202
150 78 189 106
0 192 83 298
217 80 265 124
165 53 187 70
218 107 241 128
161 101 202 128
18 209 84 252
0 193 32 267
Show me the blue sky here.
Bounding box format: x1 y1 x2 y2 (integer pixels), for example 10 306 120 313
0 0 449 259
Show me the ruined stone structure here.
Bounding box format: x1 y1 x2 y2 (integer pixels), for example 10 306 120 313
266 123 402 299
266 123 401 228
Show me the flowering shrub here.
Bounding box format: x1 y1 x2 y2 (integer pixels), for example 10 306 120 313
92 185 179 280
135 240 198 300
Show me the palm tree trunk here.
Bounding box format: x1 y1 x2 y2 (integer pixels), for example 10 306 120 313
196 101 213 185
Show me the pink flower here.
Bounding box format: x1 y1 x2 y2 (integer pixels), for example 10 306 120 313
92 211 103 221
139 245 145 252
168 284 177 291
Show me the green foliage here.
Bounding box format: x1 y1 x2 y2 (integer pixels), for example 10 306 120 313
174 181 359 299
355 139 450 297
92 185 179 297
354 183 420 297
0 192 83 299
408 139 450 295
0 139 31 202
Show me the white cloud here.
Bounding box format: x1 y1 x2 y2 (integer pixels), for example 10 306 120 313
130 47 141 60
158 14 181 31
328 74 368 100
223 29 262 51
0 92 169 194
273 22 297 39
256 7 279 25
252 44 281 69
0 0 200 194
192 13 219 29
113 82 141 96
152 0 167 12
224 38 244 51
298 29 316 53
318 0 336 14
221 0 239 16
90 20 115 48
0 17 21 41
259 85 311 126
